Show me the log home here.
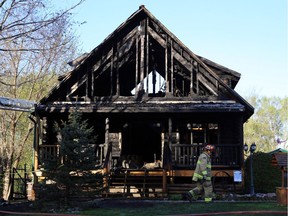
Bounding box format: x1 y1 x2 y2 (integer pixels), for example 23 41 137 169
32 5 254 197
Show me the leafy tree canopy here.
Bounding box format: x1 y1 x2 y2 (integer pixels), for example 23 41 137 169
244 95 288 152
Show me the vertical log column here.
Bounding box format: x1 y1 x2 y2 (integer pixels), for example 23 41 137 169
85 64 89 101
135 31 139 91
168 117 174 184
193 61 199 94
29 106 40 200
165 37 174 96
145 18 150 94
116 43 120 96
140 20 146 83
170 41 174 95
190 61 194 96
110 47 114 96
104 118 110 155
103 117 110 194
165 35 168 94
91 63 95 100
34 112 40 184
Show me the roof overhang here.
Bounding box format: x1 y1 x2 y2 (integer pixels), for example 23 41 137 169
36 100 246 114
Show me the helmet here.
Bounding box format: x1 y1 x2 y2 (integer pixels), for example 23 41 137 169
204 144 215 152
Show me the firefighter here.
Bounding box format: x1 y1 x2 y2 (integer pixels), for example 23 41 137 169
186 144 215 203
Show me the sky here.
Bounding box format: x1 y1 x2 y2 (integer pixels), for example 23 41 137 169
55 0 287 98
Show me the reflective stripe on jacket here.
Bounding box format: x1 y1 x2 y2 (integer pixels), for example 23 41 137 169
192 152 212 182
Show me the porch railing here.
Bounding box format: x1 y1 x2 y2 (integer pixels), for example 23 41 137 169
39 143 241 168
171 144 241 167
39 143 106 166
171 144 201 167
39 144 61 163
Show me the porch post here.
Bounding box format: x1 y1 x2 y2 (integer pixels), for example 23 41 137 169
104 117 110 160
34 107 40 184
168 118 174 184
168 118 172 156
103 117 110 192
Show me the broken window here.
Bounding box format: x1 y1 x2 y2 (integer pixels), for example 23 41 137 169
178 123 219 145
131 70 166 97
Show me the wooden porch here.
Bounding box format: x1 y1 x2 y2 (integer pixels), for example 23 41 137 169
37 142 242 198
103 168 239 198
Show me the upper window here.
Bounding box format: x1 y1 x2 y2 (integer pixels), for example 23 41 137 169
179 123 219 145
131 71 166 97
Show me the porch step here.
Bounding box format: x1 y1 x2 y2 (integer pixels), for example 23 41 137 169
168 183 194 195
105 170 167 198
168 181 241 195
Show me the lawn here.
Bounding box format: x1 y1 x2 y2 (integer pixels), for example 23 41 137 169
82 200 287 216
0 199 286 215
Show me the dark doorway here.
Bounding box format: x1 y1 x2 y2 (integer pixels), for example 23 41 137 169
122 122 162 167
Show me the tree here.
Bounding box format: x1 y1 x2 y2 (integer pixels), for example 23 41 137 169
44 111 101 204
0 0 83 52
244 95 288 152
0 0 84 200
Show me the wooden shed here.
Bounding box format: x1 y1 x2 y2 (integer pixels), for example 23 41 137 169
271 152 287 188
271 152 288 206
32 5 254 197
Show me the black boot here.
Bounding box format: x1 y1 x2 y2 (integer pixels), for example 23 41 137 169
185 192 193 203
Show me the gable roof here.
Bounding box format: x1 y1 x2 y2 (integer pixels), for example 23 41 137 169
269 148 288 155
38 5 253 120
271 152 287 169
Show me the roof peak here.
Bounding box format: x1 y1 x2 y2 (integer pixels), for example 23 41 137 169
139 5 146 9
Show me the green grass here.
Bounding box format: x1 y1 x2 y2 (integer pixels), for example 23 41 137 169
81 201 287 216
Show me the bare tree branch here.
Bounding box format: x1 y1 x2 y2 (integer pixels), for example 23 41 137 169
0 0 85 52
0 0 83 200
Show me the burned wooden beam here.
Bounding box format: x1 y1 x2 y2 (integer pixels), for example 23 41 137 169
146 18 150 94
170 40 174 94
140 20 146 81
66 73 88 99
135 33 139 91
110 45 114 96
148 26 166 48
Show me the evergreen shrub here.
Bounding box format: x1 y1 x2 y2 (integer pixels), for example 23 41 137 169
43 111 103 203
244 152 282 193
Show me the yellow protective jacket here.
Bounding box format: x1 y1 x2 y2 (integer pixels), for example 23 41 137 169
192 152 212 182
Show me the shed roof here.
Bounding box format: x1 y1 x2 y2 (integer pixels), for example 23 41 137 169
271 152 288 169
269 148 288 155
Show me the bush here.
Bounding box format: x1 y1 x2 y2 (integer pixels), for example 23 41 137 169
43 111 102 203
244 152 282 193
